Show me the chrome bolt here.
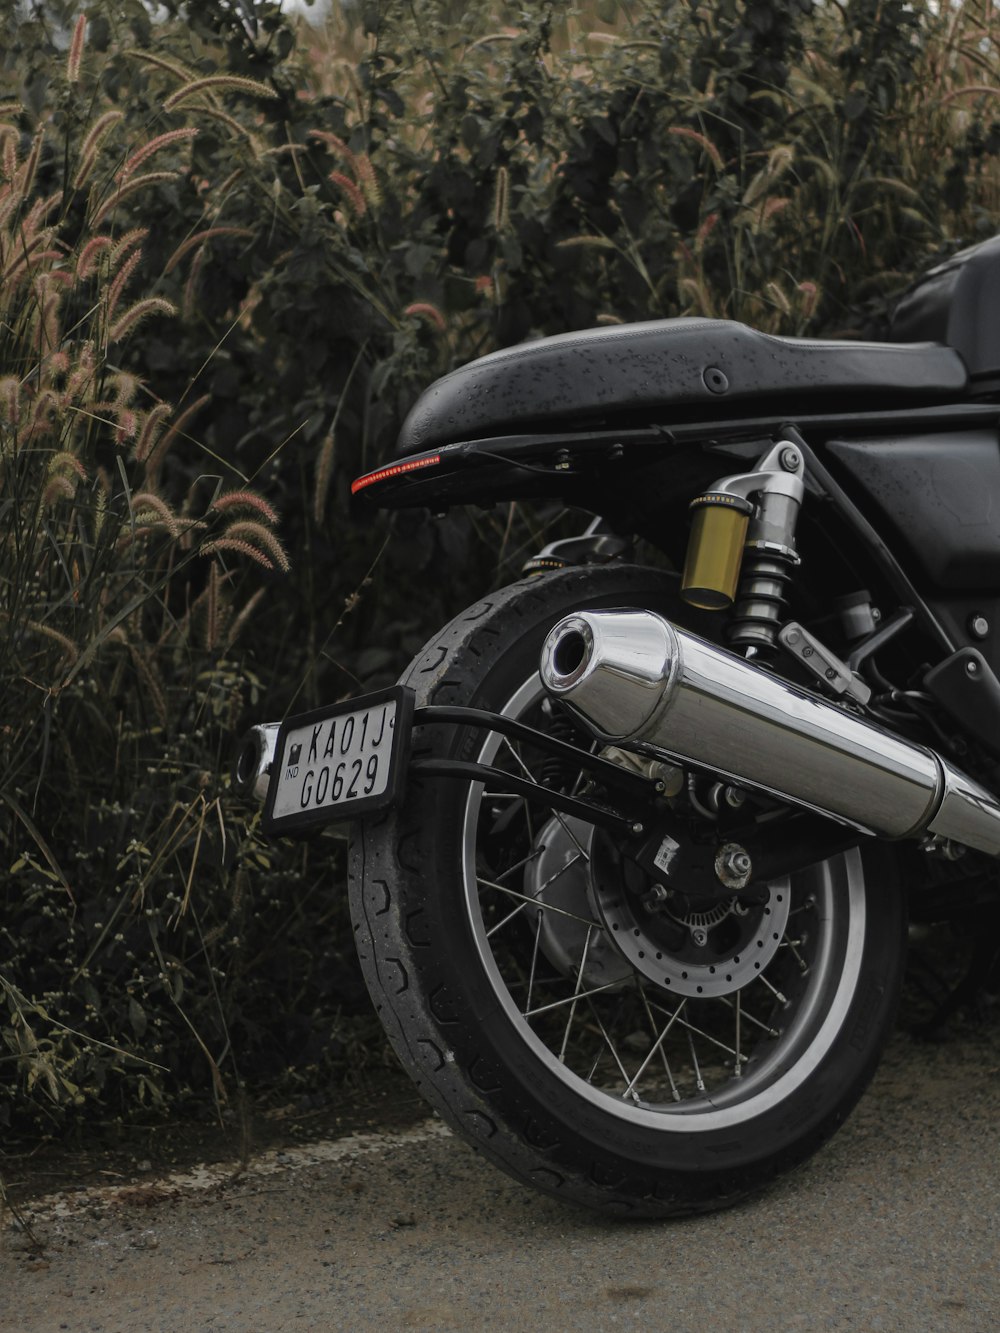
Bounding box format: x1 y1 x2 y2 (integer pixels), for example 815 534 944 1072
730 851 752 876
642 883 672 911
691 927 709 947
780 447 801 471
967 660 980 678
970 615 990 640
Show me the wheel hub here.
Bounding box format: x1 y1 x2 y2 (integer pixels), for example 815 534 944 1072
590 831 792 999
524 815 792 1000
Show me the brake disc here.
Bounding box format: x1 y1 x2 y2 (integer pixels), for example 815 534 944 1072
589 834 792 999
525 816 791 1000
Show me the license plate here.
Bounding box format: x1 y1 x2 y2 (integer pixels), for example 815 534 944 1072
262 686 413 835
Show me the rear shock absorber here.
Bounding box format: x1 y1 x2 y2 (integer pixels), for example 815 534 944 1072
681 440 806 655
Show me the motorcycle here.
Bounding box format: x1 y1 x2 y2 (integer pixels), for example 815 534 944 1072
234 234 1000 1217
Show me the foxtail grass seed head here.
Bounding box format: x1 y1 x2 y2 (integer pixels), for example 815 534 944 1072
492 165 510 232
66 15 87 84
135 399 174 463
120 129 199 181
766 281 792 316
76 236 114 281
72 111 124 189
210 490 280 525
109 297 176 343
48 452 88 482
555 235 615 250
112 372 141 406
11 127 45 204
202 536 280 572
328 171 366 216
1 144 15 187
43 474 78 507
182 244 207 321
106 247 144 322
25 619 78 665
141 393 208 479
403 302 446 331
115 408 138 444
218 520 290 573
163 75 280 112
131 492 180 538
0 376 20 424
354 155 381 209
313 432 335 525
797 281 820 318
667 125 724 171
307 129 357 169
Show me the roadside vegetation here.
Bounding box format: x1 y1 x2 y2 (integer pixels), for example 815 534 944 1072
2 0 1000 1140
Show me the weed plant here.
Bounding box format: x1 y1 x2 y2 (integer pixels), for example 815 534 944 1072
3 0 1000 1135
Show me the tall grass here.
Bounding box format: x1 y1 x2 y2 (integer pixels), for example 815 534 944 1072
0 18 289 1127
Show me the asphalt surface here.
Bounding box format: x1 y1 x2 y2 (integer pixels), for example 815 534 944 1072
2 1025 997 1333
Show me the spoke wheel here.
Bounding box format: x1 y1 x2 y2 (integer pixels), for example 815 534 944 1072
351 567 906 1216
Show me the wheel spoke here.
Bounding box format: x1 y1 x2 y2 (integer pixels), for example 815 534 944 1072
757 972 789 1006
647 998 751 1065
733 989 742 1079
525 908 543 1016
486 852 584 938
497 734 593 864
780 937 810 974
622 994 689 1099
717 993 779 1039
477 876 599 931
558 925 594 1063
638 983 681 1101
687 1027 706 1093
523 978 623 1019
585 997 641 1102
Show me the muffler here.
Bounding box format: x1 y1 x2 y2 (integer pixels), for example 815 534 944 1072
232 723 281 802
539 609 1000 857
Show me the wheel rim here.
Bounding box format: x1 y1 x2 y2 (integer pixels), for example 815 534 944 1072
461 672 867 1131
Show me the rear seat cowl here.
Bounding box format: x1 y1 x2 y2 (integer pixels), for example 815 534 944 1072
397 317 968 454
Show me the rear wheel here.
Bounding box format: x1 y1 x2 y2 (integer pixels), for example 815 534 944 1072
350 567 906 1216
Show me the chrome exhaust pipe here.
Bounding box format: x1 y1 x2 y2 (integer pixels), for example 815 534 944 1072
540 609 1000 857
232 723 281 802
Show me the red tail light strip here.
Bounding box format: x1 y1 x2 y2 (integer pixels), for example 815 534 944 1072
351 453 442 495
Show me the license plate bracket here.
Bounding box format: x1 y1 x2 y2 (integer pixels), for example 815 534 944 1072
262 686 414 835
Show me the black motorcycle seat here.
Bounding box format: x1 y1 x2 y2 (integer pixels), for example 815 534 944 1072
397 317 968 453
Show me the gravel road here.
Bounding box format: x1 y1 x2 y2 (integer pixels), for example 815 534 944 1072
2 1025 997 1333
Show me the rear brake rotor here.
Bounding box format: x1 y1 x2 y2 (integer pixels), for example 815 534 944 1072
524 815 791 999
590 834 792 999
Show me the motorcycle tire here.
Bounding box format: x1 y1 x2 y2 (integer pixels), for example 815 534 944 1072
349 566 906 1217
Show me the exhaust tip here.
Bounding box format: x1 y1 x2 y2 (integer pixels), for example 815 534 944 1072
542 616 594 692
540 609 679 741
232 723 280 802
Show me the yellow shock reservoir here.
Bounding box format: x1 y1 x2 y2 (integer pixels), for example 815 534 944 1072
681 492 755 609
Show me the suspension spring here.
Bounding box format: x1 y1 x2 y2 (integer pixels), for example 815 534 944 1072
726 549 798 653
